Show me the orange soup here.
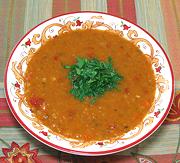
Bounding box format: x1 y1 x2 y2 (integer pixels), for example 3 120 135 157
24 29 156 142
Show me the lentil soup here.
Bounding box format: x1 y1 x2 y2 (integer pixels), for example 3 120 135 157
24 29 156 142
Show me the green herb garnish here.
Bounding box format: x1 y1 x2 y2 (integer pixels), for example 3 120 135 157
64 57 123 103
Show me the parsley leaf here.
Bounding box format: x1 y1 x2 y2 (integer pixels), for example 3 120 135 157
64 57 123 103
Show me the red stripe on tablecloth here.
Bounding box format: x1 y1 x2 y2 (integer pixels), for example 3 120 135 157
13 0 26 46
52 0 65 16
37 153 180 163
0 113 19 127
38 155 58 163
0 98 19 126
0 98 9 110
0 95 179 127
38 154 137 163
163 120 180 124
161 0 180 80
122 0 137 23
68 0 80 12
107 0 136 23
107 0 121 16
52 0 80 17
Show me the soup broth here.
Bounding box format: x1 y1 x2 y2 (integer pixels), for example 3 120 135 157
24 29 156 142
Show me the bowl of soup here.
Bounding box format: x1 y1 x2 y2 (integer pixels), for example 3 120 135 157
4 12 174 156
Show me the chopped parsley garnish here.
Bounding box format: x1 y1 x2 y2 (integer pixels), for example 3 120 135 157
64 57 123 103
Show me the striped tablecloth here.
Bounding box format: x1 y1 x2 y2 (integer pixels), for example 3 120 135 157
0 0 179 162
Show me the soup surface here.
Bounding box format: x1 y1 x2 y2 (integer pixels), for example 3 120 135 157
24 29 156 142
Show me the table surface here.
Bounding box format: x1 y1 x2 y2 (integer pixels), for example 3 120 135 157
0 0 180 162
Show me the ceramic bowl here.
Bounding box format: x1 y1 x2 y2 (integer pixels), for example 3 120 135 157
4 12 174 156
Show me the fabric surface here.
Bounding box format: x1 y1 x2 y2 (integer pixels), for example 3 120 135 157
0 0 179 162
